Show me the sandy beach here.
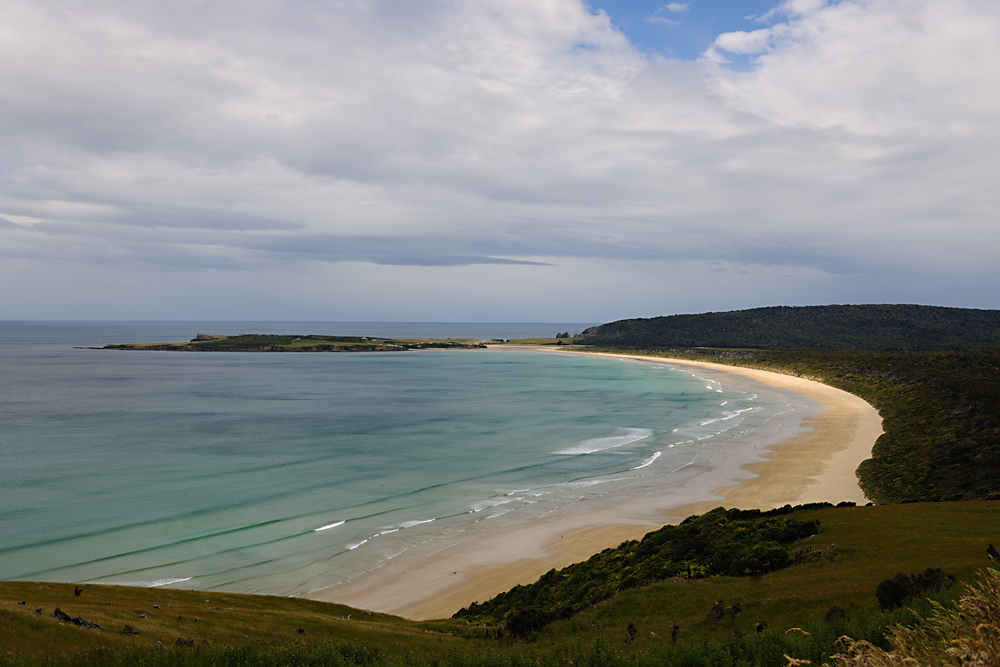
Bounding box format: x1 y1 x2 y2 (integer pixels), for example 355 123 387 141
312 350 883 620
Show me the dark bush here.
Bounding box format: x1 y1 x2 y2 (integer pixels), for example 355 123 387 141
505 608 556 637
876 568 955 610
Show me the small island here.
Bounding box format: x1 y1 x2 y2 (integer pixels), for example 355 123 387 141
100 333 488 352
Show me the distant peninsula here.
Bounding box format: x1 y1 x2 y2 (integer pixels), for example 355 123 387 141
99 333 488 352
582 303 1000 351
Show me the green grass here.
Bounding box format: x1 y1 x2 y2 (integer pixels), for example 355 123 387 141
0 582 468 664
3 502 997 665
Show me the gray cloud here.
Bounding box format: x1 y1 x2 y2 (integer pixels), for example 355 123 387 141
0 0 998 319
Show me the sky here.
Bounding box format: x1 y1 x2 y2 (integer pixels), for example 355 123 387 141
592 0 788 60
1 0 998 323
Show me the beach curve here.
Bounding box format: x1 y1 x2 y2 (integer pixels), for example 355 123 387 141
310 349 883 620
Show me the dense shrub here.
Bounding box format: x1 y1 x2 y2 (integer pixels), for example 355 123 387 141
454 506 822 631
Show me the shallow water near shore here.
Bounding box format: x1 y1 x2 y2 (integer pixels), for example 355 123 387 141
0 322 794 597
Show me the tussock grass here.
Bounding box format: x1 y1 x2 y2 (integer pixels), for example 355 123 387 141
828 567 1000 667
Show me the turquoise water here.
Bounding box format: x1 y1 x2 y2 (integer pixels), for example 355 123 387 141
0 322 791 596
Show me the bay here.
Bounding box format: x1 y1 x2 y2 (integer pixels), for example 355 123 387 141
0 322 791 596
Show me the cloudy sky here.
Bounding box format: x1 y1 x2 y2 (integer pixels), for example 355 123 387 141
1 0 997 322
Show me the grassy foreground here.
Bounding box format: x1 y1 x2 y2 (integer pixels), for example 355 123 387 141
2 502 998 666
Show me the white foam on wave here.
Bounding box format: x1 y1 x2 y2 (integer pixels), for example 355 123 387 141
399 519 435 528
471 498 512 513
700 407 755 426
558 479 607 489
94 577 192 588
346 539 367 550
686 373 724 393
633 451 661 470
555 428 653 455
315 520 345 532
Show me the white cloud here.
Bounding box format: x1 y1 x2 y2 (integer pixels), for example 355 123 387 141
704 0 1000 133
0 0 998 319
746 4 789 23
646 3 689 24
703 28 773 60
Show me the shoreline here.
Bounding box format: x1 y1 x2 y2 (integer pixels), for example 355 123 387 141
310 349 883 620
571 351 883 509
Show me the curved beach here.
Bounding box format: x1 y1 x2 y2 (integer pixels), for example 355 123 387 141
313 350 883 620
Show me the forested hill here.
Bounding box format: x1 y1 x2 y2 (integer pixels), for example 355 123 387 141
580 304 1000 351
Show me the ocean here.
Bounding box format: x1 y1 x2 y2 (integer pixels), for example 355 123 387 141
0 322 793 597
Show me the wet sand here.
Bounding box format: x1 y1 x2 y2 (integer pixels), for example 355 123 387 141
311 350 883 620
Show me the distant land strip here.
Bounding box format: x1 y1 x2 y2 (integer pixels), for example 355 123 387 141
95 333 487 352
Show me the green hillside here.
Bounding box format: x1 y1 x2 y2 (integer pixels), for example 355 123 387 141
2 502 998 666
580 305 1000 351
